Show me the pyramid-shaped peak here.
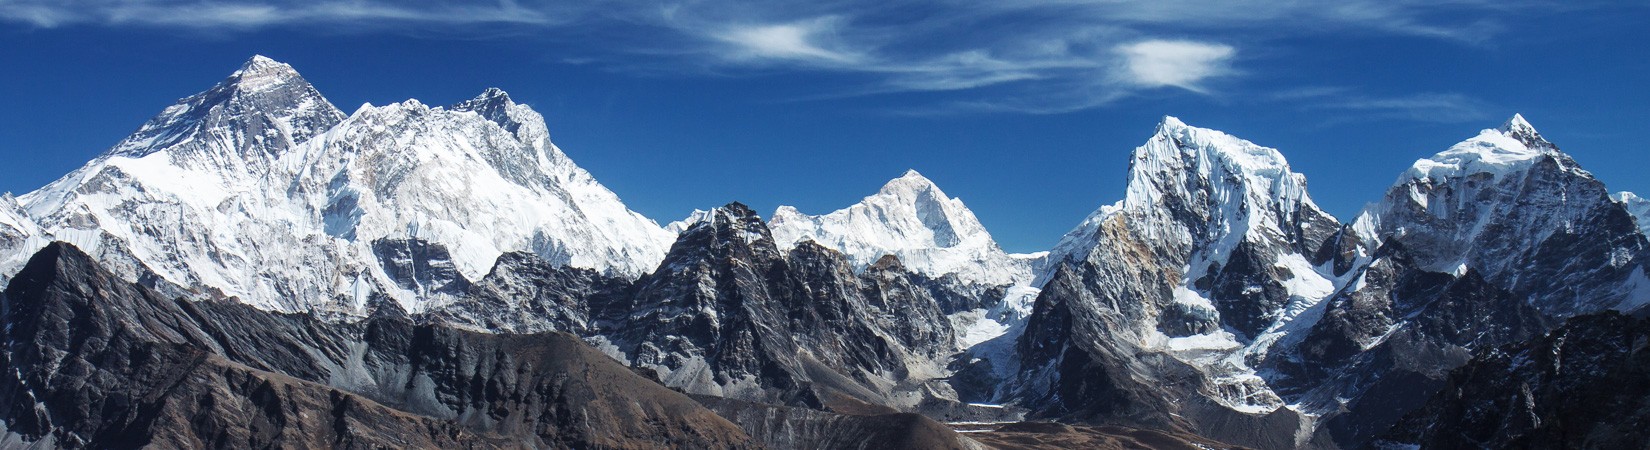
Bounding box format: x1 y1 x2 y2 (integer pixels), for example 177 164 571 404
1404 114 1568 182
1496 113 1551 149
1121 115 1316 221
229 55 305 89
880 169 941 193
240 54 288 70
102 54 341 160
1499 113 1534 133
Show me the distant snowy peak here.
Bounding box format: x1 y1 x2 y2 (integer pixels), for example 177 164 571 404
666 209 714 235
1616 191 1650 238
769 170 1028 286
106 55 344 170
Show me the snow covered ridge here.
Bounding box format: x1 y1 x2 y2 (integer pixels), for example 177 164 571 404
1400 113 1561 184
6 55 673 313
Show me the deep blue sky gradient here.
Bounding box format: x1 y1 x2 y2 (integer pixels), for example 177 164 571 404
2 3 1646 253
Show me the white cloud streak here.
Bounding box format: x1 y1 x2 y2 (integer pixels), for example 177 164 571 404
715 18 861 64
1276 87 1495 123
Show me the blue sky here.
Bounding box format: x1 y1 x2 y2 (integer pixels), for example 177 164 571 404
2 1 1646 252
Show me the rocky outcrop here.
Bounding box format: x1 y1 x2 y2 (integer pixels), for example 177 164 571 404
694 395 985 450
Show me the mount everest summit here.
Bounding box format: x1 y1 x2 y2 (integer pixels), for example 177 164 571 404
0 56 1647 450
10 56 672 314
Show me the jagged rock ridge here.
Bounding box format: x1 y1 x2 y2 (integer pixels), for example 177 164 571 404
0 242 756 449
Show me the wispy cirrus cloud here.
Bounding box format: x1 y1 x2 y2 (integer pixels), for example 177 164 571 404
714 18 862 64
0 0 1594 115
1271 87 1495 123
0 0 555 28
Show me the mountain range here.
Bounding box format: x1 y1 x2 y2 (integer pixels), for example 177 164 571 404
0 56 1646 449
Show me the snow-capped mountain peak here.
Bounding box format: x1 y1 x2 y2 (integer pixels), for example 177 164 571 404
768 170 1029 286
1125 115 1312 214
1402 114 1567 184
450 87 552 151
105 55 344 166
288 87 673 284
232 55 305 91
1354 114 1647 316
1048 116 1333 272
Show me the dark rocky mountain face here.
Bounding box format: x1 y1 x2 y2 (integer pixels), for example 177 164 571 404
1011 262 1311 450
597 203 970 413
857 255 959 360
962 422 1249 450
0 242 759 449
1373 311 1650 449
372 238 473 297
